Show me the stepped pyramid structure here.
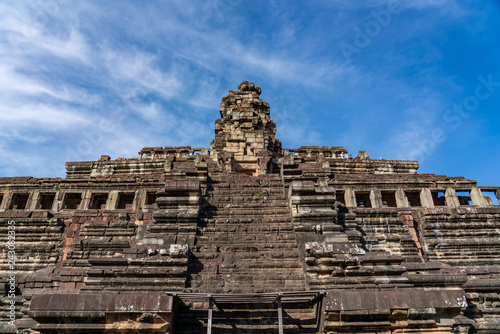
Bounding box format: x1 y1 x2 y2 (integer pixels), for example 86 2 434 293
1 81 500 333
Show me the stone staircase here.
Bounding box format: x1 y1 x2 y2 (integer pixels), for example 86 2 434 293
189 173 307 294
173 173 319 333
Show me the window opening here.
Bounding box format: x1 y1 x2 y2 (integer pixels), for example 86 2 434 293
336 191 345 206
405 191 422 207
381 191 397 207
481 191 499 206
10 193 29 210
355 192 371 208
431 191 446 206
456 191 473 206
146 192 158 205
39 193 55 210
63 193 82 210
90 193 108 210
117 193 135 209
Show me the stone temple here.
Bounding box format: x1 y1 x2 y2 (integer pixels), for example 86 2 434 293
1 81 499 333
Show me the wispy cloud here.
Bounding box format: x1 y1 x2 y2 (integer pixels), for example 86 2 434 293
101 48 182 99
0 0 498 186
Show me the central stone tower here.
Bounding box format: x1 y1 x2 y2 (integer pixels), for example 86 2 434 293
210 81 282 175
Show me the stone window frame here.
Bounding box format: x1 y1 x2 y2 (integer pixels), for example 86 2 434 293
89 192 109 210
431 190 446 207
355 191 372 208
62 192 83 210
9 192 30 210
37 193 56 210
335 190 346 206
380 190 397 208
480 188 500 206
145 191 158 206
455 189 474 206
404 190 422 207
116 192 136 210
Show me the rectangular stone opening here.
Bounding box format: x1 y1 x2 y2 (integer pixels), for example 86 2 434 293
145 191 158 205
456 191 473 206
336 191 345 205
63 193 82 210
39 193 55 210
0 193 3 208
481 190 499 205
90 193 108 210
117 193 135 209
405 191 422 207
10 193 29 210
431 191 446 206
381 191 397 208
355 192 371 208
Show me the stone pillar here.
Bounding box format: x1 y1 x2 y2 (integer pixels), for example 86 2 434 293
496 189 500 205
445 188 460 208
344 188 357 208
470 187 487 207
370 189 383 208
52 191 61 212
80 190 92 210
26 191 38 211
196 160 209 194
395 188 409 208
0 190 10 211
132 189 143 211
106 191 119 210
26 190 41 211
420 188 434 208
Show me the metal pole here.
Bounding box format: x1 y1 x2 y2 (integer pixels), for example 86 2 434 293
278 294 283 334
315 295 322 330
207 296 213 334
317 292 325 333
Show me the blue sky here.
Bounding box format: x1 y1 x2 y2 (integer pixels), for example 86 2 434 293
1 0 499 186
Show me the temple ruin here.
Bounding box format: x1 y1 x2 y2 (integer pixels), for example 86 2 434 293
1 81 499 333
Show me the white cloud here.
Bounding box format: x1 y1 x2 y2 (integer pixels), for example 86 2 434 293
1 9 90 65
0 64 101 105
0 104 91 130
102 48 182 99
